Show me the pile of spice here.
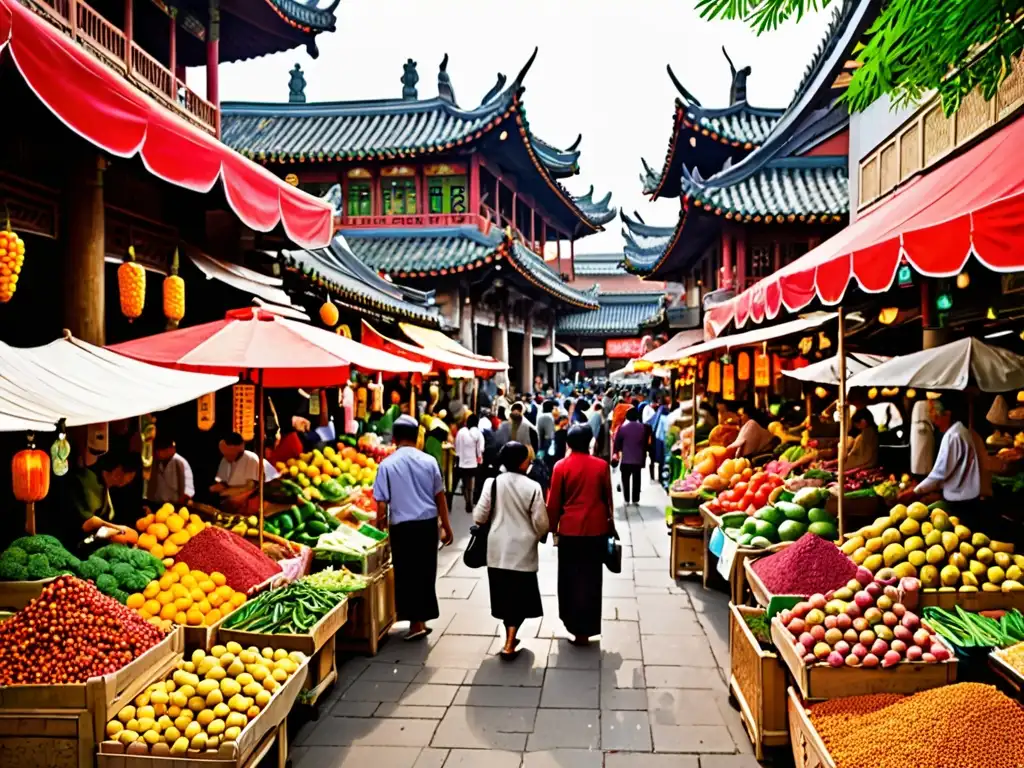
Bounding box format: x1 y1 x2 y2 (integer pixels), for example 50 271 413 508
751 533 857 596
808 683 1024 768
174 527 280 593
0 576 166 685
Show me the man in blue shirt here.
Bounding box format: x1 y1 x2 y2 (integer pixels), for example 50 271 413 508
373 415 454 641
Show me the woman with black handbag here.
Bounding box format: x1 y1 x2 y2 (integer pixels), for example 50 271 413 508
471 442 549 659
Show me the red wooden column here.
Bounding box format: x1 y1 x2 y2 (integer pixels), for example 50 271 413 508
206 0 220 137
735 228 747 290
168 12 176 84
65 152 106 346
773 241 782 273
469 154 481 216
719 229 733 290
123 0 133 71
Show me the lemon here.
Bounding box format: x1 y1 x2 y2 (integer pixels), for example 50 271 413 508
196 709 215 727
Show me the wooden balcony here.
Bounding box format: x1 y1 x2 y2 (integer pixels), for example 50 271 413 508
26 0 217 134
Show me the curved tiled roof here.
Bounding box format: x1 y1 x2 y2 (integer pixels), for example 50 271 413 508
507 242 600 310
532 134 582 178
621 211 679 274
558 292 665 335
573 252 627 277
570 186 616 226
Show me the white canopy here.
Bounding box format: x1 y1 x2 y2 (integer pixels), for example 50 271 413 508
643 330 704 363
0 334 236 431
845 337 1024 393
680 312 839 358
783 353 891 385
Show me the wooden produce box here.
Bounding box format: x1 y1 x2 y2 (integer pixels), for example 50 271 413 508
97 657 309 768
989 646 1024 701
787 687 836 768
181 613 231 652
219 597 349 657
669 523 703 580
337 566 396 656
744 557 792 608
770 616 957 701
917 588 1024 612
728 604 788 760
0 577 55 610
0 626 184 768
725 542 793 606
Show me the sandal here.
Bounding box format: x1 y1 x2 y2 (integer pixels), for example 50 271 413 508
404 627 433 642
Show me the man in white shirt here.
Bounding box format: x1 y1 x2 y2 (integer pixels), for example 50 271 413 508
902 399 990 506
149 433 194 506
454 414 485 512
210 432 279 496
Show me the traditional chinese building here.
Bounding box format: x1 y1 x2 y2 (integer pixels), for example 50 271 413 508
624 10 869 335
221 51 615 390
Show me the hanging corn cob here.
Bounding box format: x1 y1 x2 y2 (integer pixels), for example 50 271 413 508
163 247 185 326
0 215 26 303
118 245 146 320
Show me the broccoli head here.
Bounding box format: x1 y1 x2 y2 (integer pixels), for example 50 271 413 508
109 562 151 592
44 548 81 572
92 544 134 563
0 559 28 580
26 553 56 580
126 548 164 575
0 547 28 565
77 557 110 581
10 535 64 556
110 589 129 604
95 573 119 596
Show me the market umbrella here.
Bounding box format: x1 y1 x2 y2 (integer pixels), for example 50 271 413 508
108 307 431 543
782 353 891 386
845 337 1024 393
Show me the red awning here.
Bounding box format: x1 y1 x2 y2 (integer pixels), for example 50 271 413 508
0 0 332 249
706 114 1024 335
362 321 508 378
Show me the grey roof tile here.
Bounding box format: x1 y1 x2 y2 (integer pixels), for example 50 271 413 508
558 293 665 335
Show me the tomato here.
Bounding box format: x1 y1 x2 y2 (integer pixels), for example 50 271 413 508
754 486 770 507
741 467 753 481
733 481 748 496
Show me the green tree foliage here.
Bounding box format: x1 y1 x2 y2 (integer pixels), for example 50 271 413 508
695 0 1024 115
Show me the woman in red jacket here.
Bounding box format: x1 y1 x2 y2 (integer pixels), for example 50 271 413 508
547 424 616 645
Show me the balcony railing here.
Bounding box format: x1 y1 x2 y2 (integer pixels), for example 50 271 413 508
28 0 217 134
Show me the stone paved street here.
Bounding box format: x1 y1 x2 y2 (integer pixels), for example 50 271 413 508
292 473 759 768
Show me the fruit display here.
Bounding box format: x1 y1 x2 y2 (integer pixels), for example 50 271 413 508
174 527 282 593
263 499 341 546
922 606 1024 649
315 522 387 561
117 247 146 320
720 486 838 548
356 432 396 463
995 639 1024 677
136 503 208 560
0 534 82 581
127 562 248 632
301 567 370 594
206 511 264 539
839 501 1023 593
336 487 378 523
690 445 729 477
221 582 344 635
0 576 166 685
102 642 306 756
751 533 858 596
274 444 379 503
779 573 953 669
806 683 1024 768
85 544 168 603
0 226 26 303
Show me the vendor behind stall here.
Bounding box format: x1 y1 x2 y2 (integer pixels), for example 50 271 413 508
209 432 279 511
149 433 194 506
51 451 141 545
900 397 991 512
845 408 880 471
726 403 775 458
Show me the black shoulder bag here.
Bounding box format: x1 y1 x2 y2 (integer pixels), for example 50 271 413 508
601 471 622 574
463 476 495 569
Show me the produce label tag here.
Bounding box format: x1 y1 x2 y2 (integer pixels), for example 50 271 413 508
717 535 738 581
709 526 725 558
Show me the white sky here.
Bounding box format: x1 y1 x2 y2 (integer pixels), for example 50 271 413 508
207 0 833 255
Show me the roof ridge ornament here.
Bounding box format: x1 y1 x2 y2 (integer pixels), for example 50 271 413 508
480 73 507 106
401 58 419 101
288 63 306 104
512 47 539 90
438 53 457 105
722 46 751 105
666 64 702 107
567 134 582 151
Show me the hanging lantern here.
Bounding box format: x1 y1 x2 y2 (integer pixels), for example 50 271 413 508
319 296 339 327
707 361 722 393
356 386 369 420
878 307 899 325
906 389 917 400
754 351 770 387
737 352 750 381
956 272 970 289
798 336 814 355
0 218 26 303
163 248 185 327
13 434 50 535
49 422 70 477
232 384 256 441
817 331 832 350
370 374 384 413
118 245 146 320
722 363 736 401
197 392 215 431
814 386 828 399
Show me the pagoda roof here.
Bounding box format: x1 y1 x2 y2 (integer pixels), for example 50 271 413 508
222 51 610 237
280 235 443 327
573 252 628 277
342 226 600 310
558 292 665 336
570 186 617 227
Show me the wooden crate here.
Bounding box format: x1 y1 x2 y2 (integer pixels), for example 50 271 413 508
728 604 788 760
337 566 396 656
989 646 1024 700
97 657 308 768
669 523 703 579
0 626 184 768
0 578 55 611
918 588 1024 612
181 613 231 652
787 688 837 768
770 616 957 700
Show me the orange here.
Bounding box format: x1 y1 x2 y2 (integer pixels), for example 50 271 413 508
149 523 170 541
143 582 161 599
169 531 190 546
136 515 154 532
196 599 211 615
198 580 216 594
174 611 188 625
189 588 205 602
126 593 145 610
138 533 158 552
204 609 222 625
174 596 193 611
215 585 234 600
154 507 171 524
156 591 174 605
162 542 179 557
180 574 197 590
159 603 177 621
171 584 189 599
208 592 224 609
166 515 184 534
230 593 246 608
210 572 227 587
150 544 165 560
185 609 204 626
143 599 162 616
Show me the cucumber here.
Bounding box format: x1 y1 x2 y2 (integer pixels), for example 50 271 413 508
304 520 330 536
720 512 748 529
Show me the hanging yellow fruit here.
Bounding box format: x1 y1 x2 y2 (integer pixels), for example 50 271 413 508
0 224 26 303
163 247 185 326
319 296 339 327
118 245 146 320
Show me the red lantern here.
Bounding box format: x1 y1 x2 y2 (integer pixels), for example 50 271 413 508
13 438 50 534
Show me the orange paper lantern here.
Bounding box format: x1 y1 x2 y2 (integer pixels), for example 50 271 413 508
722 364 736 401
319 298 339 327
737 352 750 381
707 361 722 393
12 447 49 502
754 351 770 387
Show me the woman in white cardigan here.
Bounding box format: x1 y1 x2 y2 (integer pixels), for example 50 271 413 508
473 441 550 659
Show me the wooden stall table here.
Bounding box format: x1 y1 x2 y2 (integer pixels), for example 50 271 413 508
729 604 788 760
337 565 397 656
669 521 704 580
787 687 836 768
699 505 721 589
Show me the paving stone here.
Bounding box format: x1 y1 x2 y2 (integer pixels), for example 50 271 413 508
599 620 643 659
526 709 600 751
427 635 496 668
327 699 379 717
521 749 603 768
632 558 669 572
600 687 649 710
646 689 727 726
650 724 737 754
442 749 523 768
414 667 470 685
601 710 652 752
464 659 546 687
360 663 424 683
601 659 645 688
605 755 699 768
640 635 718 667
453 685 542 708
291 746 423 768
643 666 725 690
446 611 502 636
547 639 602 669
339 679 409 702
375 704 449 719
412 748 449 768
539 668 600 709
301 717 438 747
698 755 764 768
431 706 535 750
400 683 460 707
601 597 639 621
436 578 478 599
